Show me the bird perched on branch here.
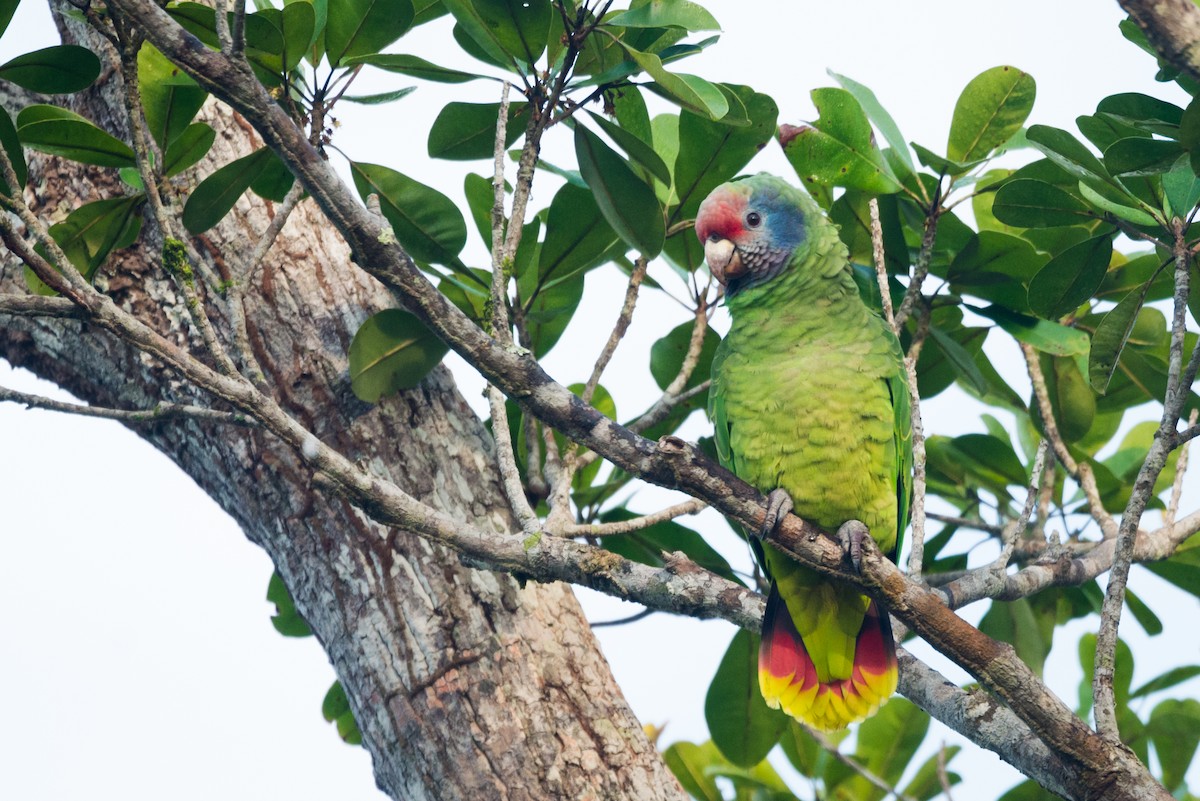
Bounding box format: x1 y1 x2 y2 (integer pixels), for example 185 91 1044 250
699 173 912 731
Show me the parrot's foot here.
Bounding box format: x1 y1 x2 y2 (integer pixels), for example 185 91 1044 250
837 519 870 572
759 489 795 540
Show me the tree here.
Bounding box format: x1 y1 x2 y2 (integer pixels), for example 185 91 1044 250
2 1 1200 800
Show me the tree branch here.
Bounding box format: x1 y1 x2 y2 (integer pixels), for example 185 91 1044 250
1117 0 1200 84
0 384 257 426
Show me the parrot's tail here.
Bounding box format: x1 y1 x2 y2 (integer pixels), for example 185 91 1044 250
758 587 897 731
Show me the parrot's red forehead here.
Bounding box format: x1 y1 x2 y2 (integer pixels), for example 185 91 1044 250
695 186 749 244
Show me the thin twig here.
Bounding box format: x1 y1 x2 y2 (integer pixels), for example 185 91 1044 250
590 608 654 628
557 499 706 537
489 82 514 342
1094 218 1195 741
0 385 257 426
808 727 919 801
0 294 84 318
1022 342 1120 539
1167 408 1199 529
895 192 940 329
993 440 1048 573
869 196 897 334
926 512 1003 536
488 386 542 539
582 257 647 404
937 742 957 801
905 308 930 581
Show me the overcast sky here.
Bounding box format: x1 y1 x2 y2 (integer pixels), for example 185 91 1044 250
3 2 1199 799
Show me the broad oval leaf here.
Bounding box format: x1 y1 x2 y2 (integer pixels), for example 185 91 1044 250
991 179 1096 228
704 629 787 767
348 308 449 402
137 43 208 150
16 104 136 168
0 45 101 93
1148 699 1200 792
325 0 415 66
1027 234 1112 320
973 304 1090 356
1089 280 1152 394
948 231 1047 313
538 182 620 283
163 122 217 177
27 195 147 295
662 741 725 801
650 320 720 393
587 110 671 185
1103 136 1183 177
524 272 584 357
350 161 468 267
780 87 900 195
345 52 486 83
443 0 551 67
575 124 665 257
621 45 728 120
1040 354 1096 443
607 1 720 30
183 148 278 233
830 70 915 175
427 100 530 160
947 66 1036 163
1162 155 1200 218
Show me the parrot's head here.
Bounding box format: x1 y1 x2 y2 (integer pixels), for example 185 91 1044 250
695 174 808 297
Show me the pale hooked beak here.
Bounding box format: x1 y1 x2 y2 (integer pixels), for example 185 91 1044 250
704 238 746 286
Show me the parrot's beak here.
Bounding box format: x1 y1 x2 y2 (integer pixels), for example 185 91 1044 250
704 238 746 286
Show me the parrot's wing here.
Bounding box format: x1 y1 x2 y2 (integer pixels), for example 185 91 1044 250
885 335 913 561
708 340 733 469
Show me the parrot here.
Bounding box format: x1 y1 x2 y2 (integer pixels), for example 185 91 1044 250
698 173 912 731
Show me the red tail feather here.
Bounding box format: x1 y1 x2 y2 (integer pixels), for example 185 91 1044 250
758 588 897 731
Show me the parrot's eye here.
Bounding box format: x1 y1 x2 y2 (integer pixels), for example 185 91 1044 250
746 211 762 228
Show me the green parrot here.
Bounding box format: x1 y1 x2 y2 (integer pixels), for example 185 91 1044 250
698 173 912 731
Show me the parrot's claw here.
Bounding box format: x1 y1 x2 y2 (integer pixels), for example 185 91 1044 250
759 489 795 540
837 519 870 573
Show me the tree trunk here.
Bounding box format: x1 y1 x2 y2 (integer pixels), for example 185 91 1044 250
0 6 684 800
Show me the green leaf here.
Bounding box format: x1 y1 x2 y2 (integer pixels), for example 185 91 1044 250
137 44 208 150
649 321 721 393
169 3 288 85
829 70 915 175
1089 280 1153 394
524 273 584 357
621 46 728 120
837 698 929 799
1123 587 1163 636
1027 234 1112 320
277 1 317 70
1143 543 1200 597
1077 633 1133 716
586 110 671 185
162 122 215 178
183 148 277 233
1026 124 1114 188
1103 136 1183 177
915 309 988 398
980 597 1052 675
974 304 1090 356
705 629 788 767
991 179 1097 228
348 309 449 402
599 511 739 584
427 100 530 160
538 182 620 283
928 325 988 394
1163 155 1200 218
671 85 777 222
948 231 1047 313
27 195 146 295
345 52 485 83
0 105 27 195
0 0 16 37
1097 92 1183 134
1077 182 1160 226
16 104 136 168
321 681 363 745
250 149 295 201
607 1 720 30
324 0 415 66
1041 354 1096 443
662 741 724 801
902 746 962 801
350 161 468 267
947 66 1036 163
780 87 901 194
1148 698 1200 791
471 0 551 65
0 45 100 94
267 570 313 637
950 432 1030 487
1131 665 1200 699
342 86 417 105
574 124 664 257
911 142 987 177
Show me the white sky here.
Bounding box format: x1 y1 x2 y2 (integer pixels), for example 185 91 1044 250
2 1 1199 799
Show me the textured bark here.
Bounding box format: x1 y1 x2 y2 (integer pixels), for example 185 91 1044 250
1118 0 1200 83
0 8 683 800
